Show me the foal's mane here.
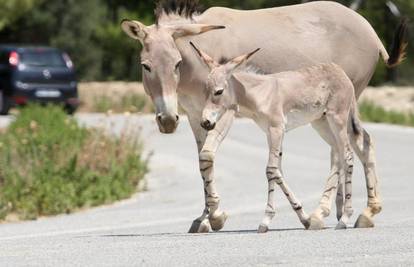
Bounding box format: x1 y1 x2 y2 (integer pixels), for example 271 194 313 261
155 0 201 25
238 64 267 76
218 57 266 76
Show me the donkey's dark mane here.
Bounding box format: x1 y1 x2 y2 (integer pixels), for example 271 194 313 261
155 0 201 25
218 57 230 65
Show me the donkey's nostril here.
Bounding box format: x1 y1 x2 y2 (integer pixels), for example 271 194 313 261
175 115 179 122
156 114 163 121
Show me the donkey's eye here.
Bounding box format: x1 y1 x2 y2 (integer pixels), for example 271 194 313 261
142 63 151 72
214 88 224 96
175 61 182 71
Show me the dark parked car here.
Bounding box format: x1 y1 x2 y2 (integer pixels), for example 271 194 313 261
0 45 79 115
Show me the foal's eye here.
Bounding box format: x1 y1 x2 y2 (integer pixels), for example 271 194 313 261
214 88 224 96
142 63 151 72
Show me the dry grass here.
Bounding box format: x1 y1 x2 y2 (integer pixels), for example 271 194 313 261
78 82 153 113
361 86 414 114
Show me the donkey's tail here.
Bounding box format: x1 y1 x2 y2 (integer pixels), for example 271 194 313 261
379 18 409 68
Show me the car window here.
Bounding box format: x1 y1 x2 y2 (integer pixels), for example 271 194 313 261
20 51 66 67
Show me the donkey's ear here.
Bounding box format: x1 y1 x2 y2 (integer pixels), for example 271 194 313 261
171 24 225 39
121 19 148 43
226 48 261 71
190 42 217 70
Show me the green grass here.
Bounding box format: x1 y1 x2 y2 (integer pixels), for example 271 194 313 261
0 104 148 221
93 93 152 113
359 101 414 127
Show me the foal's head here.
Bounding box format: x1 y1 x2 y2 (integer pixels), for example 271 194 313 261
190 42 260 130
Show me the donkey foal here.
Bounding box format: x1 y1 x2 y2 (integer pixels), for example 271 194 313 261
191 42 362 232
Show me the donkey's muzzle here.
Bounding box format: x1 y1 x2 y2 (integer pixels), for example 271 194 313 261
156 113 179 134
201 120 216 131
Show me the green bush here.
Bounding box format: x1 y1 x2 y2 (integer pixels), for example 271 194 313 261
359 101 414 127
0 104 148 220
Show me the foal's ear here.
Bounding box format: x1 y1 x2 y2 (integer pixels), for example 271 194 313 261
226 48 261 71
121 19 148 43
190 42 217 70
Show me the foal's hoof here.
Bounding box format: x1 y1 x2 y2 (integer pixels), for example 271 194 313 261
302 219 311 230
188 219 211 233
335 221 347 230
209 212 228 232
308 215 325 230
257 224 269 234
354 214 375 228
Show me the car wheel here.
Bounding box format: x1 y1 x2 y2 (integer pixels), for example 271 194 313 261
64 104 77 115
0 91 10 115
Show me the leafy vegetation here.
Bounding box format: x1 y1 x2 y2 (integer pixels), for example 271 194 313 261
0 105 148 220
0 0 412 84
359 101 414 127
0 0 43 30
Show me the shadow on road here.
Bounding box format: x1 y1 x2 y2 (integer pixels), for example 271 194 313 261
87 227 315 239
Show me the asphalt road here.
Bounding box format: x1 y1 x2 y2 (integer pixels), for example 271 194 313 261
0 114 413 266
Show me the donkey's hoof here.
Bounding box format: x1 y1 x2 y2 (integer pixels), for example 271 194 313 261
257 224 269 234
210 212 228 232
336 212 343 222
188 219 211 233
354 214 374 228
308 215 325 230
335 221 347 230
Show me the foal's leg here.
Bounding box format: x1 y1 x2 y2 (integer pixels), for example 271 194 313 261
258 126 309 233
309 119 342 230
348 117 382 228
327 114 354 229
187 111 235 233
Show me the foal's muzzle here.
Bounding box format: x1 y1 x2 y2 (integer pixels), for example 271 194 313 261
201 119 216 131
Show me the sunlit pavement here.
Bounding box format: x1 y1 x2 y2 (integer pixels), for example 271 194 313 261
0 114 413 266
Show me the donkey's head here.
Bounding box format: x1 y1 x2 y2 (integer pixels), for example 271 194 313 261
190 42 260 131
121 3 225 134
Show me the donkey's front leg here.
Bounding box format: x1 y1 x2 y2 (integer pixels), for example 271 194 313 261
259 126 309 233
188 111 235 233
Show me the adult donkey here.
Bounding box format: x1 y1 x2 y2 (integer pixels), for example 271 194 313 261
121 0 407 233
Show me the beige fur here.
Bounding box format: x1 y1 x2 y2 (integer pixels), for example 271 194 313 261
122 1 390 232
194 44 370 230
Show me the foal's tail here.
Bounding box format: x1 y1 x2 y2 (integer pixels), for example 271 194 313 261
379 18 409 68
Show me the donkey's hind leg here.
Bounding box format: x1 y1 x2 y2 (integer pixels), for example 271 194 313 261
326 114 354 230
348 117 382 228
